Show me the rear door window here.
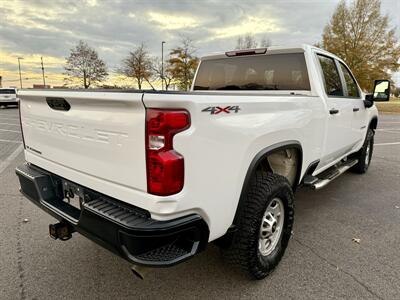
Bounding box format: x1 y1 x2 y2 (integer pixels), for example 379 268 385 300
317 55 343 97
339 62 360 98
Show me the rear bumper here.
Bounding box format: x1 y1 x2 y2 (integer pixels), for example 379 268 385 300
15 163 209 267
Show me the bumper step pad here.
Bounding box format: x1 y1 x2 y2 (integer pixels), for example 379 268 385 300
135 243 196 263
83 197 151 228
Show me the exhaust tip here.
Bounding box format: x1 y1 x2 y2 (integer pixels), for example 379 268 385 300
131 265 146 280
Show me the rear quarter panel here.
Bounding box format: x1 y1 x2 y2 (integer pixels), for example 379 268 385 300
143 92 326 240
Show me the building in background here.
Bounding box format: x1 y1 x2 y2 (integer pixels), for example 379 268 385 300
33 84 51 89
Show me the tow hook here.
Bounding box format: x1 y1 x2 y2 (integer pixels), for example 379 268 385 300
49 222 74 241
131 265 150 280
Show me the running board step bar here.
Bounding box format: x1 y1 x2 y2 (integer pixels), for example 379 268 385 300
304 159 358 190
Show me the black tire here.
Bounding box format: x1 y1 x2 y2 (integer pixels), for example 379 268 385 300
223 172 294 280
351 128 374 174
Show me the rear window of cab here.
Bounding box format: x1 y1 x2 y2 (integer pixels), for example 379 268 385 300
0 89 16 94
194 53 310 91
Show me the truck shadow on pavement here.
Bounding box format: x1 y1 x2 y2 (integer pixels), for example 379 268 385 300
30 174 356 298
16 167 397 299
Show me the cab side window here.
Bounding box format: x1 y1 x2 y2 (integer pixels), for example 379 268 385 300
317 55 344 97
339 63 360 98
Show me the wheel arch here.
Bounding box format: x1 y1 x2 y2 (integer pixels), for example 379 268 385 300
369 116 378 130
233 140 303 226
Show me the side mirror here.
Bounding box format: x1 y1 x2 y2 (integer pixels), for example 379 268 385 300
364 79 390 108
364 94 374 108
372 80 390 101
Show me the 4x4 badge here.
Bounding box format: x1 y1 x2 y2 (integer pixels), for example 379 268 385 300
202 106 241 115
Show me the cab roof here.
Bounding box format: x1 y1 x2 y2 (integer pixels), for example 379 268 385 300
200 44 338 61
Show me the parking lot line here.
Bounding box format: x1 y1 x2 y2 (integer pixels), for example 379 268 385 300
376 128 400 131
0 128 20 133
0 144 23 175
0 112 18 115
376 130 400 134
0 139 22 143
0 122 19 126
0 117 19 121
375 142 400 146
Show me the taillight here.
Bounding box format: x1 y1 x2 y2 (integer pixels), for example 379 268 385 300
18 100 26 149
146 109 190 196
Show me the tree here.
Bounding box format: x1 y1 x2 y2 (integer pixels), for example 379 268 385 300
119 43 155 90
235 34 271 49
320 0 400 92
236 35 257 49
168 37 199 91
260 37 272 48
64 40 108 89
151 57 174 90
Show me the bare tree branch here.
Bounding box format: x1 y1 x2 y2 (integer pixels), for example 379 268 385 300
235 35 271 49
119 43 154 90
64 40 108 89
151 57 174 90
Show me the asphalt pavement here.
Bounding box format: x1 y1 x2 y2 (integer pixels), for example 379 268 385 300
0 107 399 299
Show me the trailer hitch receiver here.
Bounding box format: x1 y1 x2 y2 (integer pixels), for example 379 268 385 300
49 222 74 241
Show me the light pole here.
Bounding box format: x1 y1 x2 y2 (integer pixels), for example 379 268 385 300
17 57 24 89
41 57 46 86
161 41 166 90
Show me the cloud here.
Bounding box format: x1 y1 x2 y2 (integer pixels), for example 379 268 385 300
85 0 98 7
147 12 200 30
0 50 64 69
1 1 77 32
0 0 399 87
212 16 282 39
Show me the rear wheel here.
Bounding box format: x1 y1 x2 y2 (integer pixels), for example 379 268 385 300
223 172 294 279
351 128 374 174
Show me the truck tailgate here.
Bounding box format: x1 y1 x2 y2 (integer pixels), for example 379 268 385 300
18 90 147 192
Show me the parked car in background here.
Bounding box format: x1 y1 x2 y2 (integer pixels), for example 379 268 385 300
0 88 19 107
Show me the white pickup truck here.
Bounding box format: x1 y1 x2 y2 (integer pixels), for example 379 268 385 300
16 45 390 280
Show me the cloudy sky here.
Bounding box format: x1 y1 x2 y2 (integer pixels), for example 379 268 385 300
0 0 399 88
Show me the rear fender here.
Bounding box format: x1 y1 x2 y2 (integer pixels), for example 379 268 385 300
233 140 302 226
